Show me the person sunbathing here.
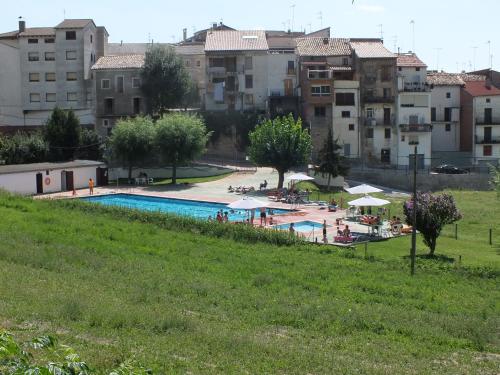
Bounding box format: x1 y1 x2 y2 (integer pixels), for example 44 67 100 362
259 180 268 190
343 225 351 237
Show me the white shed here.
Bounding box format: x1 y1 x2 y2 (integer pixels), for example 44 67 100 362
0 160 107 195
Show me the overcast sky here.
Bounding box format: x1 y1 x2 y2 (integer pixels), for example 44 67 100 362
1 0 497 72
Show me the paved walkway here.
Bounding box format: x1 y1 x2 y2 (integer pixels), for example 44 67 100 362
42 168 402 245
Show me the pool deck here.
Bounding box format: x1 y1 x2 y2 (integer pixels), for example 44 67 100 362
39 168 400 245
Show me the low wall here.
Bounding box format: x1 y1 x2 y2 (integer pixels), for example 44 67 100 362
109 164 234 180
349 169 491 191
309 170 345 188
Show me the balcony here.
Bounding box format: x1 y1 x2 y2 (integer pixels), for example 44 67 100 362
476 117 500 125
403 82 430 92
207 66 226 77
363 95 395 104
399 124 432 132
364 116 395 126
476 136 500 144
308 70 332 80
269 88 299 97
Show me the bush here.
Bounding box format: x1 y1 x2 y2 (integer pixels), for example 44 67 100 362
0 131 48 164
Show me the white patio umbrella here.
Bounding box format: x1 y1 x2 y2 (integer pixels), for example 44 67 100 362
286 173 314 181
348 195 390 207
228 197 269 210
345 184 383 195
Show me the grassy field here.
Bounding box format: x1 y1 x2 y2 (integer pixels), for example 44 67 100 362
110 172 233 187
0 192 498 374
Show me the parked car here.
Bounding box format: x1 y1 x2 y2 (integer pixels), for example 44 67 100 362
432 164 468 174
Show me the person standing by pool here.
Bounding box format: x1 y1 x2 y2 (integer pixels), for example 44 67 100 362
322 220 328 244
250 208 255 225
259 207 267 226
289 222 295 234
223 212 229 223
88 178 94 195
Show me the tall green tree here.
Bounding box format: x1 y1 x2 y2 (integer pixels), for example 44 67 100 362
248 114 312 189
44 107 81 161
109 116 155 180
403 192 462 256
489 164 500 198
154 113 210 184
315 127 350 190
141 45 190 114
0 131 48 164
77 128 104 161
182 79 201 110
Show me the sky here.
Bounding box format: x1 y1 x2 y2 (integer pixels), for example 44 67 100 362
1 0 497 73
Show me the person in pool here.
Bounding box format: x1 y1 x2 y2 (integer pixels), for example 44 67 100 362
322 220 328 243
260 206 267 226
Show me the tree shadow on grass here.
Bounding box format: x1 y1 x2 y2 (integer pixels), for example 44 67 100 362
402 253 456 263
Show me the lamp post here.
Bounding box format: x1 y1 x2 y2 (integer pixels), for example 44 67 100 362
409 142 419 275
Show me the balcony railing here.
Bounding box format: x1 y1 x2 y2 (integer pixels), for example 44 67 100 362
399 124 432 132
364 116 396 126
363 95 395 103
207 67 226 77
269 88 299 97
403 82 430 92
476 136 500 144
476 117 500 125
308 70 331 79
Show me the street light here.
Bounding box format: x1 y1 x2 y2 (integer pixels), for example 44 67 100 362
409 141 419 275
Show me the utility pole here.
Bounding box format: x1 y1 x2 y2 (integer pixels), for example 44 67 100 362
472 46 478 71
410 20 415 52
434 47 442 71
377 24 383 40
318 11 323 28
410 142 419 275
290 3 296 32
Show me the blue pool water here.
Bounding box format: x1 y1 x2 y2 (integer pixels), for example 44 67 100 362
273 220 331 232
82 194 291 222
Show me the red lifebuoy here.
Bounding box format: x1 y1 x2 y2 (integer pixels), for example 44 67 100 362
44 177 51 185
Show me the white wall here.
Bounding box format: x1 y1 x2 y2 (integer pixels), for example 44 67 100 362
473 95 500 162
332 81 360 158
430 85 460 151
0 41 23 126
267 53 297 96
109 165 233 180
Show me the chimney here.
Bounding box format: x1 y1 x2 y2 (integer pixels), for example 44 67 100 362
183 28 187 41
212 22 217 29
18 20 26 33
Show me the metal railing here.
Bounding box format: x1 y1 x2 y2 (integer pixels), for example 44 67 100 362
476 136 500 144
476 117 500 125
363 95 395 103
308 70 331 79
399 124 432 132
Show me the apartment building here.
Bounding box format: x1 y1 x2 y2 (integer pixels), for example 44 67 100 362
395 53 432 168
91 55 146 136
296 37 354 153
427 72 463 152
0 19 108 131
350 39 396 164
460 79 500 164
204 30 269 112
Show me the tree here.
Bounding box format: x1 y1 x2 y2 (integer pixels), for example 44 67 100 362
248 114 312 189
0 131 48 164
44 107 82 161
154 113 210 184
109 116 155 180
182 79 201 110
403 192 462 256
77 128 104 161
489 164 500 198
315 127 350 189
141 45 190 114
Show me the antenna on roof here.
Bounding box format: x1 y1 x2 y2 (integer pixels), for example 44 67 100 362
434 47 442 71
307 23 312 33
63 9 66 19
472 46 478 71
487 40 492 69
290 3 296 32
410 20 415 52
377 24 383 40
392 35 398 52
317 11 323 28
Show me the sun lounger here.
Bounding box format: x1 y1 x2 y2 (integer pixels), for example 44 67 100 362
334 236 354 244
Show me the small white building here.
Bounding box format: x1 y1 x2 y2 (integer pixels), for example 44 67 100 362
396 53 432 168
0 160 106 195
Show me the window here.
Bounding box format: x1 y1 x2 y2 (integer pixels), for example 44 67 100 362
445 123 451 132
185 59 190 67
28 52 39 61
342 57 349 66
287 60 295 74
335 93 355 106
366 108 374 118
132 78 141 88
116 76 124 93
29 93 40 102
66 50 77 60
381 66 392 81
101 79 110 89
446 92 451 98
398 67 402 71
45 72 56 82
66 72 77 81
245 75 253 89
384 128 391 139
416 67 421 71
401 135 405 142
196 60 201 67
348 124 355 131
133 97 141 114
90 34 93 43
103 119 109 127
28 38 38 44
366 128 374 138
46 93 56 102
409 135 419 144
67 92 77 102
431 107 436 121
311 85 330 96
29 73 40 82
341 111 350 118
314 106 326 117
209 58 224 67
66 31 76 40
483 145 492 156
444 107 452 122
383 88 392 98
486 98 491 103
245 56 253 70
44 52 55 61
244 94 254 105
104 98 114 114
44 38 55 43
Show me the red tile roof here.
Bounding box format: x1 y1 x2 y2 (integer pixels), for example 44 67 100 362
55 19 94 29
350 40 394 58
427 72 465 86
463 80 500 97
396 53 427 67
91 55 144 70
205 30 268 52
296 37 351 56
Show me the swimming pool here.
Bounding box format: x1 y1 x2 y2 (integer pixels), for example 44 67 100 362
273 220 331 233
82 194 292 222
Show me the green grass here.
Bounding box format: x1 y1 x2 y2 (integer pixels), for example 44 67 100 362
0 192 498 374
110 172 233 187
